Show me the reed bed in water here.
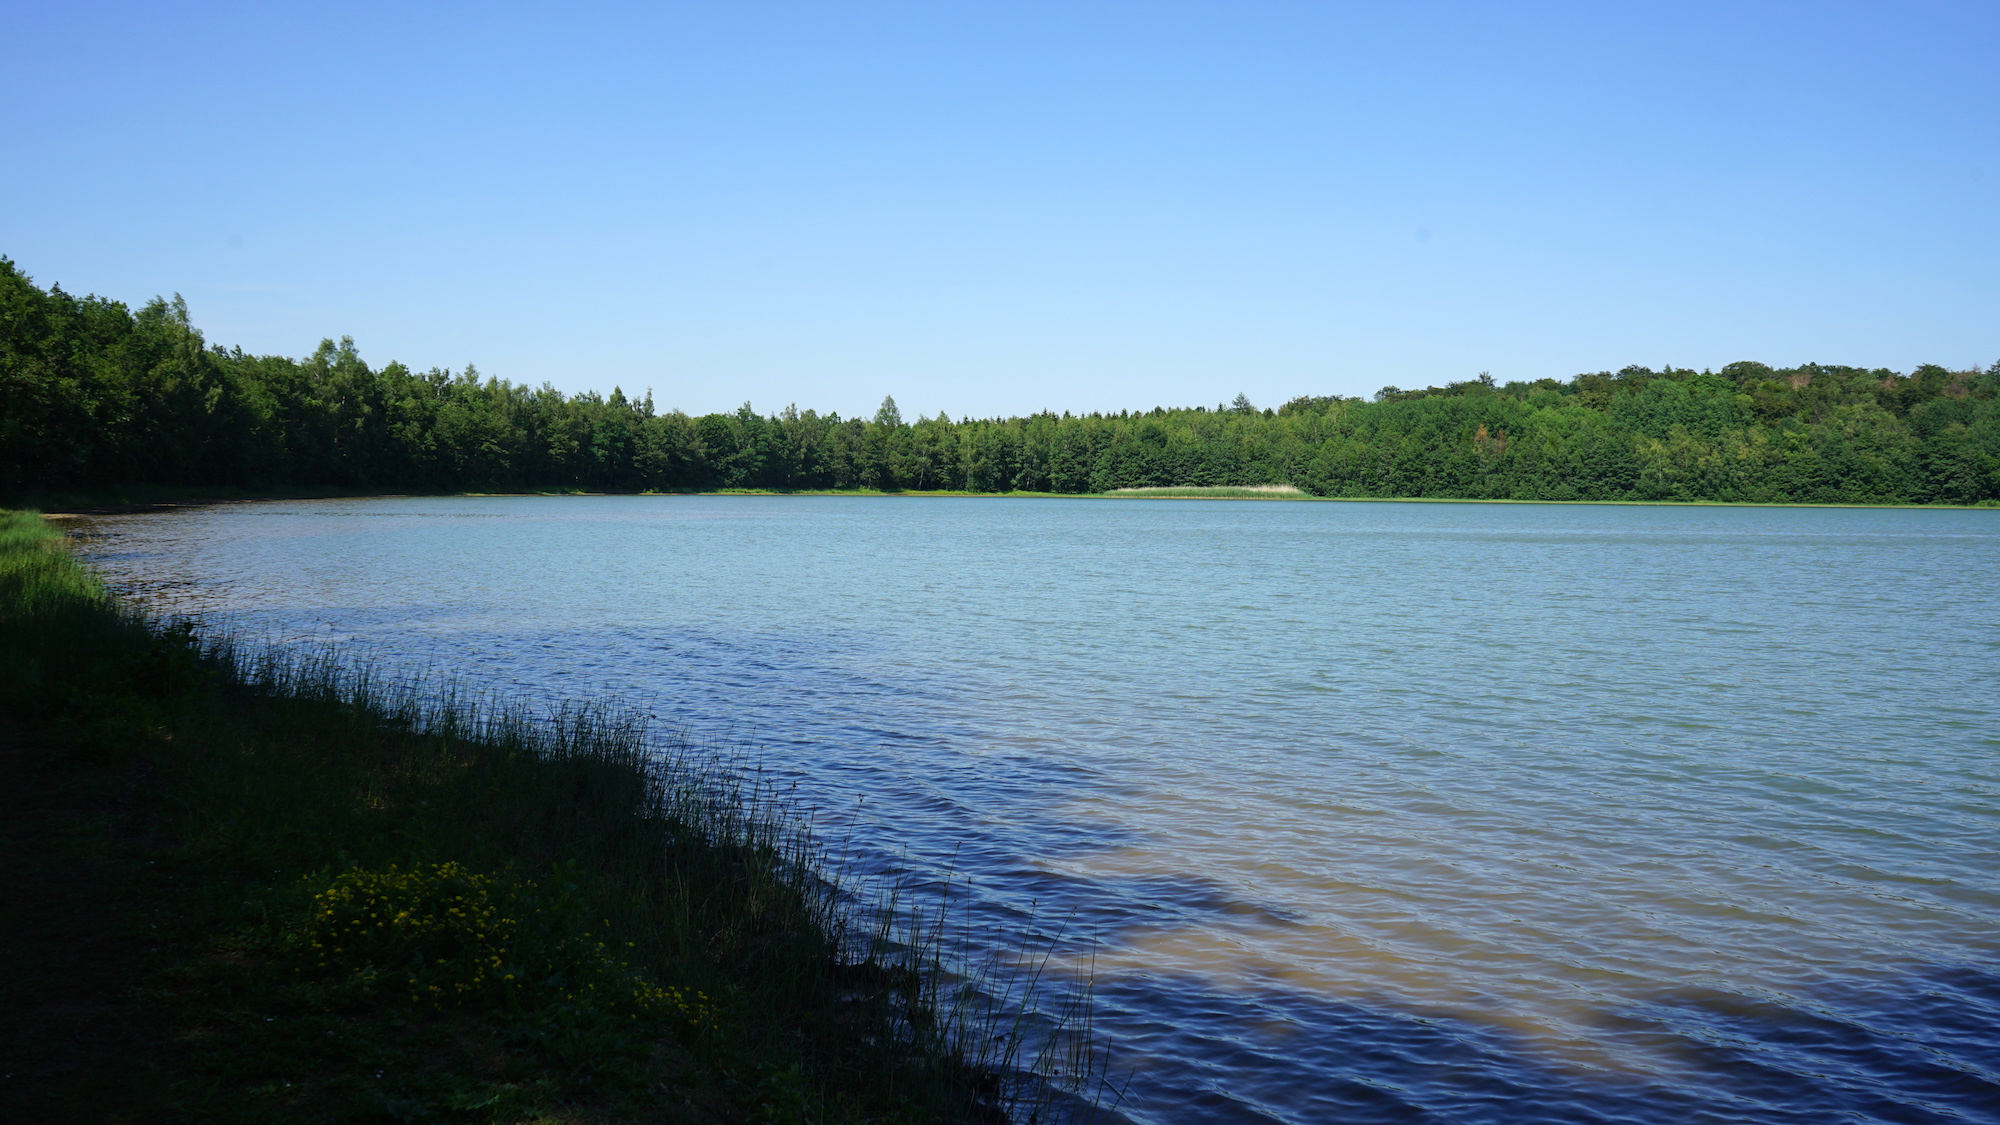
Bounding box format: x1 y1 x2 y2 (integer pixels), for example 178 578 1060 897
1103 484 1307 499
0 509 1109 1123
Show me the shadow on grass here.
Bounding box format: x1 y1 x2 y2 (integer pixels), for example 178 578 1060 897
0 509 1112 1124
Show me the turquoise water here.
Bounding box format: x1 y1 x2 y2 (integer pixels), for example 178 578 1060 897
74 496 2000 1124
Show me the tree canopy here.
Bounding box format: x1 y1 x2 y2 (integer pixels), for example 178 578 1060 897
4 258 1995 504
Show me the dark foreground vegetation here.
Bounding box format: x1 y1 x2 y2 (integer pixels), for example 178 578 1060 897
4 255 1996 505
0 510 1074 1123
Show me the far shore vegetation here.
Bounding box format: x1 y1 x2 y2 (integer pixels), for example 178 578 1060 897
4 256 1997 509
0 509 1102 1122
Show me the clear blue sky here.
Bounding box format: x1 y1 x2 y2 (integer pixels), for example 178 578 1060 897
3 1 1994 419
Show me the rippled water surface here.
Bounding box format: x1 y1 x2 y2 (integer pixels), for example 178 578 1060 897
71 496 2000 1123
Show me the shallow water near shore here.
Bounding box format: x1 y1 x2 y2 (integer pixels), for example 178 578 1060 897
71 495 2000 1123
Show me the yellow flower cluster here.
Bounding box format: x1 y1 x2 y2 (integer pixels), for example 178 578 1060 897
633 979 722 1032
306 861 516 1006
301 861 717 1030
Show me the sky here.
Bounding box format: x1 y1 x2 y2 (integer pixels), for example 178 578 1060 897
2 1 1995 420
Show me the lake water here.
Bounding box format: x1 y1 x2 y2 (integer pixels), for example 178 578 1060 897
70 496 2000 1124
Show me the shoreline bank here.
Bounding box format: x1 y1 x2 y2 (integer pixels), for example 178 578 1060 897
24 484 2000 518
0 509 1055 1124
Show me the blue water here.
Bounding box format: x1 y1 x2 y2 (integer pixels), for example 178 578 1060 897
72 496 2000 1123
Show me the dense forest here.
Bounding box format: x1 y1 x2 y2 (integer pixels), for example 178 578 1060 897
4 257 1996 504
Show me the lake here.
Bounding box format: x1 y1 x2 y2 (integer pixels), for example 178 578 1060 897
70 495 2000 1124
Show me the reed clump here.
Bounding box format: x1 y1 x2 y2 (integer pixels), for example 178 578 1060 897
0 508 1078 1123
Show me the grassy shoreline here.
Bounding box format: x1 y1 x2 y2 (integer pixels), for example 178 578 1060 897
0 509 1055 1123
18 482 1999 517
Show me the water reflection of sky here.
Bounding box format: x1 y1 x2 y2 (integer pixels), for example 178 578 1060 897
70 496 2000 1123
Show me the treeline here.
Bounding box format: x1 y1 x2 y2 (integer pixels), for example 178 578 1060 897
4 256 1996 504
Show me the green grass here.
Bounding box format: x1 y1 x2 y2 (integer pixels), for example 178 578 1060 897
0 509 1102 1123
24 483 1994 515
1101 485 1308 500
